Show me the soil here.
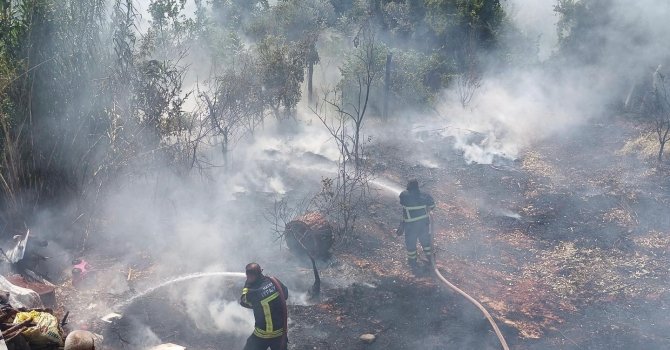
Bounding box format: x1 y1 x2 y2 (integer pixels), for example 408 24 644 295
50 117 670 349
283 118 670 349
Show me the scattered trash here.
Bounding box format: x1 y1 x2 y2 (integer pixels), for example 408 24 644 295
100 313 122 323
4 231 50 277
0 276 41 309
13 310 65 347
4 232 31 264
6 275 55 307
71 259 95 289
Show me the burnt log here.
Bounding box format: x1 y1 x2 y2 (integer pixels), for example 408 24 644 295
284 212 333 260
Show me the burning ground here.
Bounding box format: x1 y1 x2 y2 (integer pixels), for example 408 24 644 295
50 116 670 349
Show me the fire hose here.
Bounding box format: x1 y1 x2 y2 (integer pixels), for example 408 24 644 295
429 214 511 350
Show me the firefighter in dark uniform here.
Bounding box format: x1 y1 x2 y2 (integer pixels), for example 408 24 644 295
398 179 436 273
240 263 289 350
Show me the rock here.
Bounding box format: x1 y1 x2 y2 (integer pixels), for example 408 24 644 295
147 344 187 350
64 330 103 350
359 334 376 344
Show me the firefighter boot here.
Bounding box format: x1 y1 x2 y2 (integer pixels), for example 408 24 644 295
408 259 425 276
418 258 431 274
408 258 418 272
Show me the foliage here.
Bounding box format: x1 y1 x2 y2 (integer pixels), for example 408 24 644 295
554 0 610 63
390 50 443 106
256 35 307 118
0 0 532 237
0 0 194 237
197 52 264 165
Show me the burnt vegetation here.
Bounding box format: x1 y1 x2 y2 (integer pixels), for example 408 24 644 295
1 0 670 349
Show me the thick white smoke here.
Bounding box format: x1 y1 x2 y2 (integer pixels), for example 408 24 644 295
439 0 670 164
45 0 670 347
505 0 558 60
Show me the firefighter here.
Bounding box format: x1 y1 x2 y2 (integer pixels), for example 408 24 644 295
240 263 289 350
398 179 436 274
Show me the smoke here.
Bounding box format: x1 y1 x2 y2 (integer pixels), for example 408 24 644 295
435 0 670 165
176 277 254 336
207 300 255 334
12 0 670 347
436 67 584 164
124 319 163 348
78 113 342 344
505 0 558 60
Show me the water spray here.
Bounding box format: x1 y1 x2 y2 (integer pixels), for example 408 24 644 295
369 178 403 196
104 271 246 320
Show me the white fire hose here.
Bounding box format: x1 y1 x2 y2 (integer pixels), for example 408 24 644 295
429 214 511 350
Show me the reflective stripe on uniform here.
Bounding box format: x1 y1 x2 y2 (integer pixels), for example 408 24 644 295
253 327 284 338
253 290 285 338
424 246 432 256
241 288 250 307
407 250 417 259
404 205 428 210
260 292 279 336
403 205 429 222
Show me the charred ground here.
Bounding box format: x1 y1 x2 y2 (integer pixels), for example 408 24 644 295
285 117 670 349
52 117 670 349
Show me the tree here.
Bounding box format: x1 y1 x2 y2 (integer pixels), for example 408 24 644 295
554 0 610 63
642 66 670 165
103 0 191 166
306 27 381 240
248 0 335 106
198 54 264 167
256 36 306 119
455 25 482 108
141 0 196 60
332 26 384 165
309 97 373 240
388 50 439 108
0 0 109 231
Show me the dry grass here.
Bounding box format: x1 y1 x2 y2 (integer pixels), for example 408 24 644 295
522 150 561 180
602 207 636 227
618 132 658 161
633 230 670 250
522 241 667 301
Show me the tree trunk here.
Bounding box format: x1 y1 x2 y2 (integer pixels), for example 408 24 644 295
383 53 392 119
659 140 666 164
223 130 229 171
308 61 314 105
354 122 361 167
